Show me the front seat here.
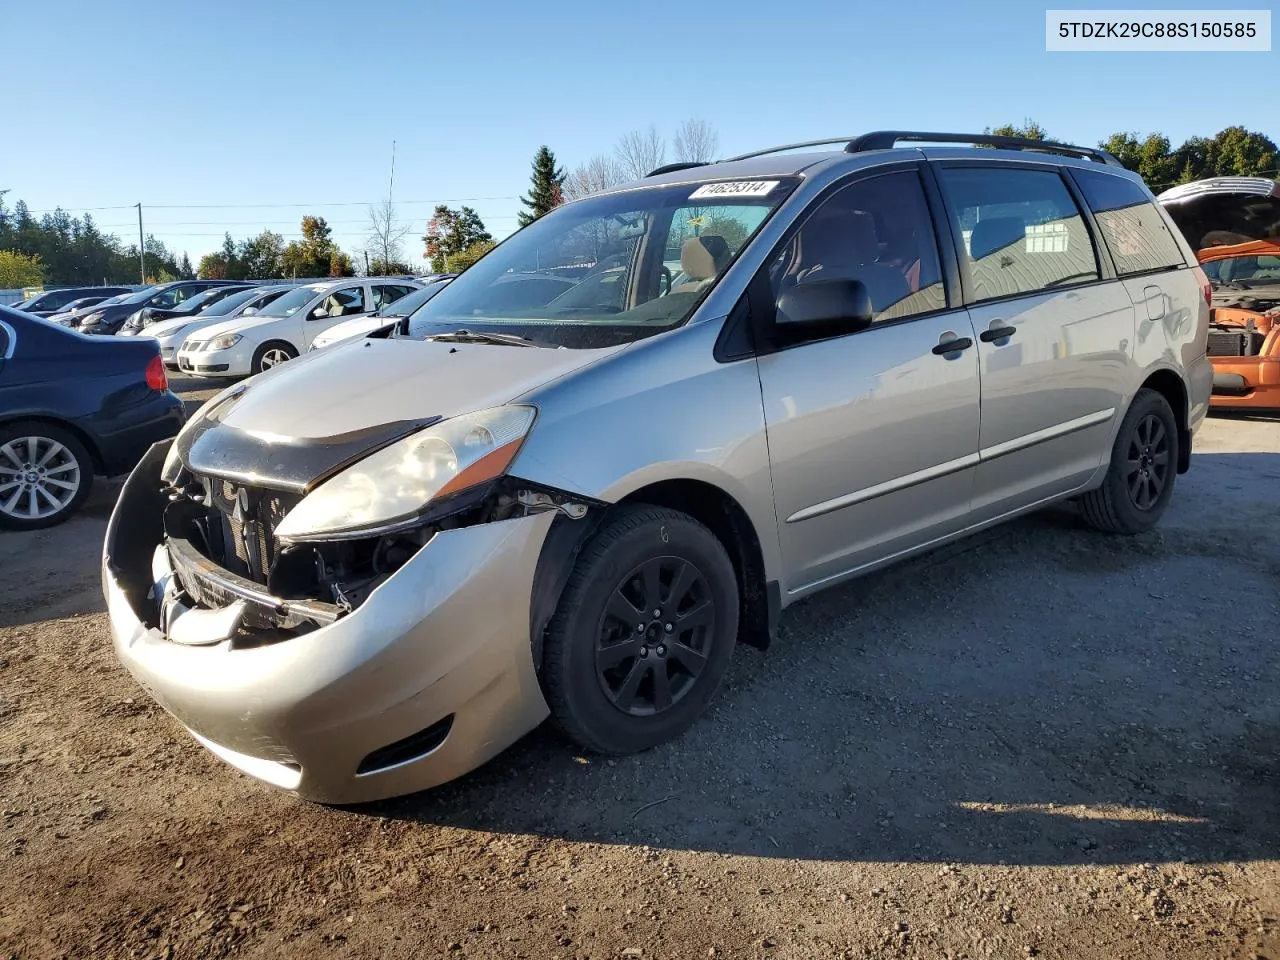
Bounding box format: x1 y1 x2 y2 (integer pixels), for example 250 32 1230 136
794 209 909 314
672 235 731 294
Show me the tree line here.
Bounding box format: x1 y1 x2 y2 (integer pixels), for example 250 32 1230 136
4 120 1275 289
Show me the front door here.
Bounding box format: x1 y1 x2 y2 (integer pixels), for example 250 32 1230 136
932 163 1134 519
301 284 370 348
756 168 982 595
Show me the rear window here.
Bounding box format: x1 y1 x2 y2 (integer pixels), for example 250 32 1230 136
1075 171 1186 277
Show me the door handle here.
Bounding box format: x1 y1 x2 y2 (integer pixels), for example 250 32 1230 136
932 334 974 356
979 323 1017 343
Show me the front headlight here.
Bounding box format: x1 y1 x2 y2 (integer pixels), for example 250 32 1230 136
274 405 537 542
125 310 143 324
208 333 242 350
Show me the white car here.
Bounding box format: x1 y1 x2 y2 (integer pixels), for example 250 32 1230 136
176 278 421 377
142 285 295 368
308 277 454 352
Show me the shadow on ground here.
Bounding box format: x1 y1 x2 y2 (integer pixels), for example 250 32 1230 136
367 452 1280 867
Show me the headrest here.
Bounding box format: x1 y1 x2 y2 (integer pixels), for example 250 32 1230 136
680 234 731 280
969 217 1026 260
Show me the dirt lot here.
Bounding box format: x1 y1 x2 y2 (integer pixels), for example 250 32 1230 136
2 384 1279 960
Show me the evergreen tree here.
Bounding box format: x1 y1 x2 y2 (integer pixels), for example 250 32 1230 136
517 145 566 227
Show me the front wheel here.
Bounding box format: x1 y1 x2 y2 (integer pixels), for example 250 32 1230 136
541 506 739 755
1079 388 1178 535
0 422 94 531
252 341 298 374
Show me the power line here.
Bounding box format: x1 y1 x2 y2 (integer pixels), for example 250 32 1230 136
25 196 520 215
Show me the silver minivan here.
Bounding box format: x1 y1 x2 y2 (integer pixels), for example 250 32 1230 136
104 132 1213 803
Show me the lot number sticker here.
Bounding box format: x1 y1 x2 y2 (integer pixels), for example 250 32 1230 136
688 180 780 200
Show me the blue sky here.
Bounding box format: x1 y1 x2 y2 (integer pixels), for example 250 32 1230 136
2 0 1274 267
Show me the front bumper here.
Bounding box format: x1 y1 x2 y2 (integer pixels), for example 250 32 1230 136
104 443 554 804
176 347 240 377
1208 356 1280 409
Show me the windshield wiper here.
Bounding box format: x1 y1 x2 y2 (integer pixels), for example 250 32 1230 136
425 328 540 347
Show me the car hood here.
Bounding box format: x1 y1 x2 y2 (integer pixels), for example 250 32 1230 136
313 315 388 344
143 317 195 338
184 314 285 343
1158 177 1280 250
173 337 626 491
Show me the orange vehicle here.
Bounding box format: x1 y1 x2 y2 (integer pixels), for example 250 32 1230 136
1158 178 1280 410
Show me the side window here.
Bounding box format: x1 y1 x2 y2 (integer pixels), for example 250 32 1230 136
372 284 411 309
1074 170 1186 276
149 287 183 309
937 167 1100 302
308 287 366 320
770 170 947 322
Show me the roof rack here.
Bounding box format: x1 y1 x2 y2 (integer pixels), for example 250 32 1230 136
646 161 710 177
845 131 1124 167
719 137 861 164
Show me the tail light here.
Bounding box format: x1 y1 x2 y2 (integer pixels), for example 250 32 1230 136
145 353 168 391
1191 265 1212 307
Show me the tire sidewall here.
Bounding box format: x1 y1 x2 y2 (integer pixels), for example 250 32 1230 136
551 512 739 753
1105 390 1178 530
0 422 94 531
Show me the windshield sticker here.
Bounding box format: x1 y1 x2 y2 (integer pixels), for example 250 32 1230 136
688 180 780 200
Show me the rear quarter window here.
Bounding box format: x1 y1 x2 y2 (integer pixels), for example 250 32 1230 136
1075 170 1186 276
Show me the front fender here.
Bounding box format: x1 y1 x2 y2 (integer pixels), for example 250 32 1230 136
510 321 782 586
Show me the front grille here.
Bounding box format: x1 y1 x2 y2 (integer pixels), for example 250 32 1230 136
200 476 300 584
1207 329 1263 358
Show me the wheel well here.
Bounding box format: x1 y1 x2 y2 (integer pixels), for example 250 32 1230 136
1139 369 1191 473
619 479 775 650
0 415 104 473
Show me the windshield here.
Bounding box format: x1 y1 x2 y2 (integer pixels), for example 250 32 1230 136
1203 253 1280 286
406 178 796 347
119 285 163 305
380 280 451 317
256 285 325 318
168 288 226 315
197 288 260 316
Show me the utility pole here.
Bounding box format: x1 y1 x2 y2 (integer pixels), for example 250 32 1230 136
384 139 396 275
135 202 145 284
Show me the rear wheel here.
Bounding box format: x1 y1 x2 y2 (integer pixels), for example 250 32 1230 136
542 506 739 755
252 341 297 374
0 422 94 531
1079 388 1178 534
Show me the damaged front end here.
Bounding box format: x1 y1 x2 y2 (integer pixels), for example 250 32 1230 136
112 391 597 649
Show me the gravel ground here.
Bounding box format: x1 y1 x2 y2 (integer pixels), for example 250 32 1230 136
1 386 1278 960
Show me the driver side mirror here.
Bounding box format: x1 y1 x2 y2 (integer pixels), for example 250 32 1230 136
774 278 874 343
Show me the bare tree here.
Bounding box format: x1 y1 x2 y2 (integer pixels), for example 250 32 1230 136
614 124 667 180
365 198 414 274
673 118 719 163
564 154 626 201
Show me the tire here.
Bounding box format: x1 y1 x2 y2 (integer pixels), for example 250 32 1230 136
542 505 740 755
0 422 94 531
1079 388 1178 535
251 340 298 374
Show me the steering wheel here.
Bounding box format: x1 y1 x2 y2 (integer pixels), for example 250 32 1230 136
660 265 673 295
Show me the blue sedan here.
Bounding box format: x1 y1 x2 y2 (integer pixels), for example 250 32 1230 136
0 306 186 529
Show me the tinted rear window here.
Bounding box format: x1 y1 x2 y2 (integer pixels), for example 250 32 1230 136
1075 171 1186 276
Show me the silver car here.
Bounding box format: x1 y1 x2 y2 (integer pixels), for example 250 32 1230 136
104 131 1212 804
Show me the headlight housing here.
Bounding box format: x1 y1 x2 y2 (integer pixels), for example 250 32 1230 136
81 310 105 324
208 333 242 350
274 405 537 542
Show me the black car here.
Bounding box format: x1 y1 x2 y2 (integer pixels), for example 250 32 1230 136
77 280 248 336
116 283 257 334
0 306 186 530
11 286 134 317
